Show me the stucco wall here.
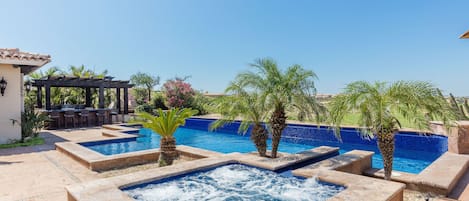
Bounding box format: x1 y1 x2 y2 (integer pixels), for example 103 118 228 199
0 64 21 143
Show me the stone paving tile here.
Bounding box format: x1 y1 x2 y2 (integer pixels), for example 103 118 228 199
0 152 73 200
0 129 107 201
44 128 110 142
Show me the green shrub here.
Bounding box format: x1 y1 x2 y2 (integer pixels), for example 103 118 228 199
11 108 49 142
189 93 212 115
135 103 154 114
133 88 149 105
152 93 168 110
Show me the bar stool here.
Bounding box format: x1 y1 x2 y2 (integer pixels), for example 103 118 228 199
78 109 90 127
49 111 61 129
96 110 106 126
64 110 76 128
110 109 118 124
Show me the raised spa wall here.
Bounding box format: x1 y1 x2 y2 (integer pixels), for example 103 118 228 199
66 147 406 201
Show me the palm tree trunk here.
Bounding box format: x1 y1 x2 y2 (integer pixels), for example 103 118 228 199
148 88 152 103
251 123 268 157
377 132 395 180
270 105 287 158
159 136 178 166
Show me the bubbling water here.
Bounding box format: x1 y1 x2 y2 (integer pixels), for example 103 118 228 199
125 164 344 201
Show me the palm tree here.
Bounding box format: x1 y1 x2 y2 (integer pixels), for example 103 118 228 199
135 108 197 166
329 81 454 180
28 66 110 106
28 66 64 80
236 58 325 158
210 81 270 157
67 65 109 105
28 67 65 105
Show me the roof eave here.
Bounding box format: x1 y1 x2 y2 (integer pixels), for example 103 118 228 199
0 58 50 67
1 58 51 74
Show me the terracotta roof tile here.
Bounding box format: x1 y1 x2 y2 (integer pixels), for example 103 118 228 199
0 48 51 62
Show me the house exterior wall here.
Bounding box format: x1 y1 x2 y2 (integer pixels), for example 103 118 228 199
0 64 22 143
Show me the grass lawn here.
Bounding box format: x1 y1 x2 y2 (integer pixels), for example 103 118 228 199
287 110 417 129
0 137 44 149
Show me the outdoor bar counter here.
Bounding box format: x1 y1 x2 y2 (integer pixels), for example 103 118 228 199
31 75 134 129
40 108 116 129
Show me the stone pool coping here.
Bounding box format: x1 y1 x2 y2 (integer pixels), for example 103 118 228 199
67 152 406 201
55 125 224 171
236 146 339 171
362 152 469 196
293 168 405 201
298 150 374 175
291 150 405 201
57 140 223 171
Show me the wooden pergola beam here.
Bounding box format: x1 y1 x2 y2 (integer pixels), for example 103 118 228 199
32 80 133 88
33 76 133 113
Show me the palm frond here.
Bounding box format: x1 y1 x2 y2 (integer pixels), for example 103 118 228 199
329 80 455 140
133 108 197 137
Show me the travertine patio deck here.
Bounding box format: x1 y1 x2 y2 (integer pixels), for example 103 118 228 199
0 129 108 201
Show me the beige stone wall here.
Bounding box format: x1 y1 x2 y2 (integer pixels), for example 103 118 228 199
431 121 469 154
0 64 22 143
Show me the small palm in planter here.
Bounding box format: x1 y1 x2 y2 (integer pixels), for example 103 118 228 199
135 108 197 166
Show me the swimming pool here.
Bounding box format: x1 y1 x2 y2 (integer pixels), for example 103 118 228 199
123 164 344 201
82 118 447 174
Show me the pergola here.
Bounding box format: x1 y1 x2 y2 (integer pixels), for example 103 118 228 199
32 76 134 114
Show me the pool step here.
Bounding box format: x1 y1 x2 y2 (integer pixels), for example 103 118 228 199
295 150 374 175
363 168 418 185
363 153 469 198
448 167 469 200
415 152 469 196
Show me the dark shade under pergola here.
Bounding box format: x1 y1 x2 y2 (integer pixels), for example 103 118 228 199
32 76 134 114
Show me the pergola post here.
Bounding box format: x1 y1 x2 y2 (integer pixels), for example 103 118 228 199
116 88 121 114
36 86 43 108
85 88 92 107
98 85 105 109
45 84 51 110
124 87 129 114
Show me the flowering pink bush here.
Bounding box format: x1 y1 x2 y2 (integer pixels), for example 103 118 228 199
163 79 195 108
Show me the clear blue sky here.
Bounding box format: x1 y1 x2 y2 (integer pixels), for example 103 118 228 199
1 0 468 95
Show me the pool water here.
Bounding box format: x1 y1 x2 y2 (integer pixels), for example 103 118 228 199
83 127 441 174
124 164 344 201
